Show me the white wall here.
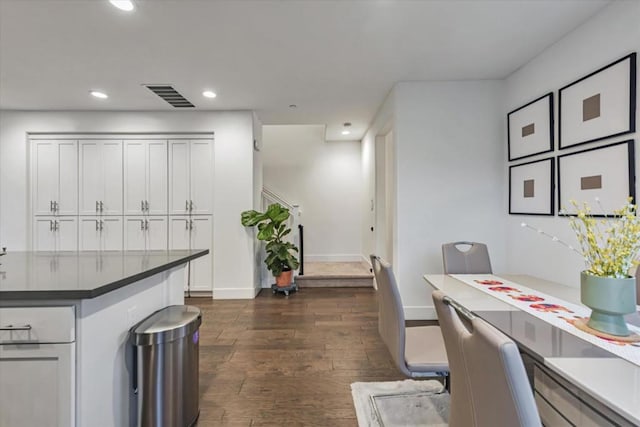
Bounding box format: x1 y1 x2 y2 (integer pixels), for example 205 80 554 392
0 110 258 298
505 1 640 287
393 81 505 319
262 124 363 262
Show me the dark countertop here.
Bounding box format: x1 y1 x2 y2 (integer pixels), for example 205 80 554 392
0 250 208 300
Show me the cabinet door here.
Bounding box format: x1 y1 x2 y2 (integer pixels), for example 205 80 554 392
168 141 190 215
101 217 123 251
33 217 56 251
168 216 191 250
33 141 58 216
101 141 123 215
79 217 101 251
124 217 147 250
56 217 78 251
147 141 168 215
189 140 213 214
146 216 168 250
0 343 75 427
190 216 212 291
57 141 78 215
123 141 147 215
79 141 102 215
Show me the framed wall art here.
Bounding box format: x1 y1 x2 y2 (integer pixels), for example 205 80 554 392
507 93 554 161
559 53 636 149
557 140 635 216
509 157 554 215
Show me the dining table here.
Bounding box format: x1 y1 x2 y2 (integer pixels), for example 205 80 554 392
424 273 640 427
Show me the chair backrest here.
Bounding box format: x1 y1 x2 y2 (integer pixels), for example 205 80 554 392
370 255 409 377
433 290 541 427
442 241 492 274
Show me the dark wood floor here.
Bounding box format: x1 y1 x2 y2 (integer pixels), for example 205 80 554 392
187 287 405 426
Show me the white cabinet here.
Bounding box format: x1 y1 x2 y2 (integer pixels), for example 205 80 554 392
79 216 123 251
33 217 78 251
124 216 167 250
32 140 78 216
0 307 75 427
169 216 212 292
169 140 213 215
124 140 168 215
79 140 123 215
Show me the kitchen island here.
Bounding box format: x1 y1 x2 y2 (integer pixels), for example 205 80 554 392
0 250 208 427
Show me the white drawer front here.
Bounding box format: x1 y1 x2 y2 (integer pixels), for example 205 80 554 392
0 306 75 343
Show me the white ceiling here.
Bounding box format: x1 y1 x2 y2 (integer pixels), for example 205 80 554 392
0 0 609 140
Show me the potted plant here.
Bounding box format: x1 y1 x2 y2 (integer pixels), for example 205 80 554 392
241 203 300 287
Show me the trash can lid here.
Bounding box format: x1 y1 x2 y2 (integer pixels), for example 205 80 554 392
132 305 202 345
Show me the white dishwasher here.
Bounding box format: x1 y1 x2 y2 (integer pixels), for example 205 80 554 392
0 306 76 427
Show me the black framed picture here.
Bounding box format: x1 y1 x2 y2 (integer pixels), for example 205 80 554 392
507 93 554 161
559 53 636 149
509 157 555 216
558 140 635 216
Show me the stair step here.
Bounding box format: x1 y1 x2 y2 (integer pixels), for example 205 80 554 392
295 261 373 288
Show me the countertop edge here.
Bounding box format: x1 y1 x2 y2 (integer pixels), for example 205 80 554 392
0 249 208 301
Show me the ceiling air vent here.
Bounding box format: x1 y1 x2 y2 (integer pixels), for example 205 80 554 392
144 85 195 108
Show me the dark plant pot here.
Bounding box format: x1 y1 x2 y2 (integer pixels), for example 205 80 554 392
275 269 293 287
580 271 636 336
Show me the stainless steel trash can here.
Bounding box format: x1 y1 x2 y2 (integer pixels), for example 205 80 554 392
132 305 202 427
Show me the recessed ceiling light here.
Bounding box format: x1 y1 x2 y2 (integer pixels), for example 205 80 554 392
341 130 351 135
202 90 217 99
109 0 135 12
90 90 108 99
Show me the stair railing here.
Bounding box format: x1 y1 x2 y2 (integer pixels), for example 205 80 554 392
260 187 303 286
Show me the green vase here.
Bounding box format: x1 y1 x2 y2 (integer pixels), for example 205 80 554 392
580 271 637 337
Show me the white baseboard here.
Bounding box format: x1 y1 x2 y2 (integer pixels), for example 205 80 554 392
404 306 437 321
213 287 261 299
305 254 366 263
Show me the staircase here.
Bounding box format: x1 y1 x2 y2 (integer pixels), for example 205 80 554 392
295 261 373 288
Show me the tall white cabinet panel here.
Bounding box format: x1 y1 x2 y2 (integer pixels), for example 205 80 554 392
124 140 167 215
125 216 167 250
169 216 212 292
33 217 78 251
190 141 213 215
79 140 123 215
168 140 213 215
79 217 123 251
32 140 78 216
190 216 213 291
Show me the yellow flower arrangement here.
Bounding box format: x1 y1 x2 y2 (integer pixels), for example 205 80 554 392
568 198 640 279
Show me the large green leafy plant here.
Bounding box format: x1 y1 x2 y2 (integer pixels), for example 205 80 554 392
241 203 300 277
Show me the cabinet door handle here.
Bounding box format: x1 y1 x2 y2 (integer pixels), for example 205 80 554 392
0 324 32 331
145 200 149 212
100 201 104 212
145 219 149 230
141 220 145 230
100 220 104 231
186 200 189 211
96 201 100 212
50 200 54 212
50 220 54 231
190 200 194 212
141 200 144 212
54 201 58 212
190 219 194 230
185 219 189 229
54 220 59 231
96 219 100 231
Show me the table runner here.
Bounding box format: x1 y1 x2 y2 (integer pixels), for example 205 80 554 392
450 274 640 367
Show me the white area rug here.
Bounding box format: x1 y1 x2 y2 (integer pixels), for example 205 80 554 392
351 380 449 427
